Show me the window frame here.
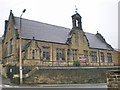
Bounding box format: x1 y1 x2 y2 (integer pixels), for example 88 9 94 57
71 49 77 60
10 38 13 55
107 53 112 63
56 48 65 61
42 46 50 61
100 52 104 63
32 50 35 59
5 42 8 56
91 51 97 63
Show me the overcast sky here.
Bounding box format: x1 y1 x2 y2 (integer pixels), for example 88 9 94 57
0 0 119 49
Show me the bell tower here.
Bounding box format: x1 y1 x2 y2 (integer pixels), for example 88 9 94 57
72 11 82 30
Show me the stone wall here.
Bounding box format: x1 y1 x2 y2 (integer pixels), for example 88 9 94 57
113 50 120 66
24 67 119 84
2 66 7 78
0 37 2 75
19 39 115 67
107 70 120 89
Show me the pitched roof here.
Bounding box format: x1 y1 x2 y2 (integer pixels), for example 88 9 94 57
14 17 113 50
14 17 71 44
85 32 113 50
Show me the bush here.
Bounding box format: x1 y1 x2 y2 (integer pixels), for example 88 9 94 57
73 60 80 66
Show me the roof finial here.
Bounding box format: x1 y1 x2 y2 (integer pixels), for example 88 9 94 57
33 36 35 40
75 5 78 13
10 10 12 14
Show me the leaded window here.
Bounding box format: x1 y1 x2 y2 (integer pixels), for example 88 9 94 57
5 42 8 56
72 49 77 60
32 50 35 59
42 47 50 61
100 52 104 63
91 51 97 63
10 39 13 54
56 48 65 60
107 53 112 63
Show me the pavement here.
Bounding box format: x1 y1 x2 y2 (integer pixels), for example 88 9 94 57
38 66 120 70
31 83 107 88
0 75 17 88
1 82 108 88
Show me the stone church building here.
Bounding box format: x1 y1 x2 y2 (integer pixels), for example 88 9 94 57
2 10 119 67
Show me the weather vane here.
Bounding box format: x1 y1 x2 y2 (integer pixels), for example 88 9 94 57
75 5 78 13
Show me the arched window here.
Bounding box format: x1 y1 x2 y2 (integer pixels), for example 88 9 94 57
10 39 13 54
76 20 79 27
32 50 35 59
5 42 8 56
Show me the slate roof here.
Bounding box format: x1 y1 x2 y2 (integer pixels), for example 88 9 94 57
85 33 113 50
14 17 113 50
14 17 70 44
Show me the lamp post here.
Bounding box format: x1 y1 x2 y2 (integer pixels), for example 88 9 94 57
19 9 26 85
